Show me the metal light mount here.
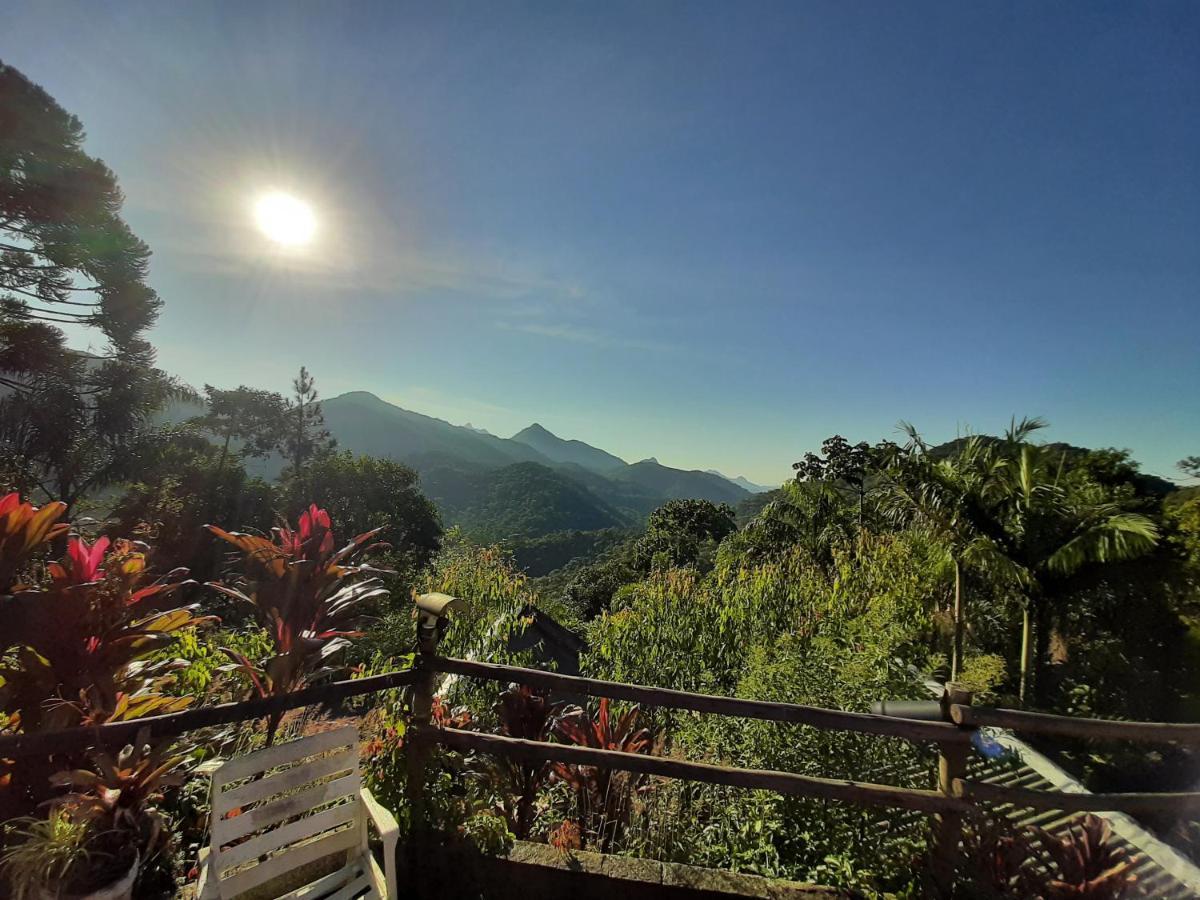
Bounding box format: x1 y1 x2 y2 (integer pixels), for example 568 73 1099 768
414 592 465 653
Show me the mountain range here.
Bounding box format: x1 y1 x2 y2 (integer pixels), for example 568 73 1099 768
316 392 759 539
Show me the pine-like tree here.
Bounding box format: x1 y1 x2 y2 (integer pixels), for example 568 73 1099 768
0 62 181 508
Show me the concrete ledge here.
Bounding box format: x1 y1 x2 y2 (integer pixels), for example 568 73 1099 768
413 839 855 899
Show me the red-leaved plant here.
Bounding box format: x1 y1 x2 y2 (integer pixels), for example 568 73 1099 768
0 492 69 593
206 504 390 743
2 535 209 732
551 698 654 852
488 683 564 838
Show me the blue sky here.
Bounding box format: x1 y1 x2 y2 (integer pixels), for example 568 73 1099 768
4 1 1198 484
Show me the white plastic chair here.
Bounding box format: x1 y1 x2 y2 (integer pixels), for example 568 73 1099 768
197 725 399 899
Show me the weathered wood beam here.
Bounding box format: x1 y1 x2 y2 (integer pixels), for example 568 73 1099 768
428 725 968 815
432 656 970 744
0 668 418 758
952 705 1200 745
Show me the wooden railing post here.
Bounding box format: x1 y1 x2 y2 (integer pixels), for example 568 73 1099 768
405 593 462 895
932 682 973 896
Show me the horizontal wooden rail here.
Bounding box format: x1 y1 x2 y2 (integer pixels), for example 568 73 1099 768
952 705 1200 745
432 656 971 744
428 725 969 815
953 778 1200 816
0 667 418 759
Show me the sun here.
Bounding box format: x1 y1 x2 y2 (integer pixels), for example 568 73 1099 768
253 191 317 246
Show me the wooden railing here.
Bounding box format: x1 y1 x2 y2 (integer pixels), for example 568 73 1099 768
3 605 1200 894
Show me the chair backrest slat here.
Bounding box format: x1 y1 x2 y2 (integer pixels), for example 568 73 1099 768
212 727 357 787
206 726 369 898
218 824 361 899
216 745 356 814
214 802 359 873
213 769 361 846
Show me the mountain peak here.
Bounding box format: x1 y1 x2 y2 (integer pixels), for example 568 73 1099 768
512 423 627 474
334 390 386 405
515 422 553 439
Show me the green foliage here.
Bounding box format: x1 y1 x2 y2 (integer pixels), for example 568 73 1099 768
0 64 187 510
633 498 736 573
507 527 635 578
191 384 289 463
156 626 274 701
460 812 515 856
418 531 537 664
582 532 946 890
279 450 443 589
424 461 631 541
109 433 276 583
2 808 94 900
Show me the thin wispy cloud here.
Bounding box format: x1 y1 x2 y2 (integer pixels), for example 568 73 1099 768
496 320 676 354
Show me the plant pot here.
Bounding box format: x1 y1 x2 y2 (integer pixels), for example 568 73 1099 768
37 854 139 900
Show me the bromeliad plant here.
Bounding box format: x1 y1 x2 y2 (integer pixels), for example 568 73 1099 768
1032 814 1142 900
206 504 390 743
3 731 189 899
551 697 655 853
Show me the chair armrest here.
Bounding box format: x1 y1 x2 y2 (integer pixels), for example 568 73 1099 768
359 787 400 898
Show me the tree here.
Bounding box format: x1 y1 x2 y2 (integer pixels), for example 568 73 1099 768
0 62 179 510
108 433 276 583
633 498 736 573
793 435 892 528
730 480 857 568
0 63 159 371
278 451 442 587
191 385 288 475
282 366 334 478
1179 457 1200 481
879 425 1014 681
988 435 1160 704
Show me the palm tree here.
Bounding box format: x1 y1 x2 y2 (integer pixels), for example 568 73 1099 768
988 429 1160 704
878 424 1015 681
879 417 1157 702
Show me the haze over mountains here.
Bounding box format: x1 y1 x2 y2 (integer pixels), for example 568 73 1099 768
318 392 760 539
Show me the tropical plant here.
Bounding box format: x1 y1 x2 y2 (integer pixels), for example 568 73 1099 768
50 730 189 871
958 816 1037 898
206 503 389 743
2 808 94 900
985 425 1160 704
879 424 1015 680
2 731 187 898
1 535 208 733
0 490 68 592
487 683 565 838
1032 814 1142 899
551 698 653 852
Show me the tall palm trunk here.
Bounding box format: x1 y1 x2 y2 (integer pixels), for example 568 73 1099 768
951 558 963 681
1019 602 1034 705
